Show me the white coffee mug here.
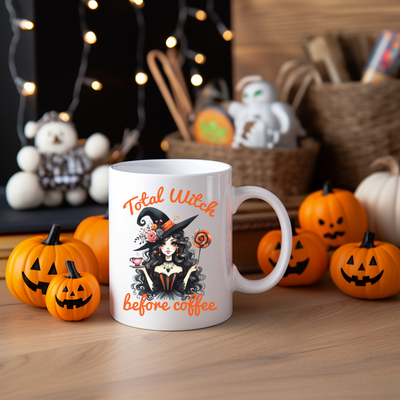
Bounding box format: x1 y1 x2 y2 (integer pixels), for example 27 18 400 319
109 159 292 331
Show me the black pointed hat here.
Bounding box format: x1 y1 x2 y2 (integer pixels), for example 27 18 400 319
133 207 198 251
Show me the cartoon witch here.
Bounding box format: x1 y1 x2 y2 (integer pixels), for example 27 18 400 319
129 207 205 301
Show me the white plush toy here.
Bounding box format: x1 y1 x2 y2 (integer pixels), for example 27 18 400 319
227 75 305 149
6 111 111 210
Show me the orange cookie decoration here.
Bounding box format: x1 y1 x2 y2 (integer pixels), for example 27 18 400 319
193 106 234 146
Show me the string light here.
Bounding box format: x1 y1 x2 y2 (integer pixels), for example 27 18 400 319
67 0 100 116
164 0 233 88
84 31 97 44
91 81 103 90
135 72 148 85
14 19 34 30
83 78 103 91
129 0 144 7
206 0 234 41
22 81 36 96
195 10 207 21
166 36 178 48
191 74 203 86
5 0 36 146
222 30 234 41
186 7 207 21
87 0 98 10
59 112 71 122
186 49 206 65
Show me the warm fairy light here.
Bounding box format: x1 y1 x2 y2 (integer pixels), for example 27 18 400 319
135 72 148 85
160 140 169 152
195 10 207 21
222 30 234 41
19 19 34 30
191 74 203 86
84 31 97 44
22 81 35 96
129 0 144 7
166 36 177 48
87 0 98 10
91 81 103 90
194 53 206 64
59 112 70 122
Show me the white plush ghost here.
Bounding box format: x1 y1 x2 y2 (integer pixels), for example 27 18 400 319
227 75 305 149
6 111 111 210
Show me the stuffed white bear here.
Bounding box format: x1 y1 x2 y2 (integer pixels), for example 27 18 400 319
6 111 110 210
228 75 305 149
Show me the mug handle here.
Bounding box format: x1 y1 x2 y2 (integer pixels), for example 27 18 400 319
232 186 292 293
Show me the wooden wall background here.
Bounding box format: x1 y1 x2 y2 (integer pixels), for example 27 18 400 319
231 0 400 89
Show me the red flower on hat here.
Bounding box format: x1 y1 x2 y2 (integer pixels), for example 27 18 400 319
146 231 157 243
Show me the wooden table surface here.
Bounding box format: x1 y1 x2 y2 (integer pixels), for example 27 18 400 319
1 273 399 400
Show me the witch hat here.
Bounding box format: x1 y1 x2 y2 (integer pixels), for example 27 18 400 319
133 207 198 251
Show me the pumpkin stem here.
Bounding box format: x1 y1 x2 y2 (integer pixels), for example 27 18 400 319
103 209 109 220
360 232 376 249
65 260 82 279
42 224 62 245
322 181 334 195
290 218 298 236
370 155 400 176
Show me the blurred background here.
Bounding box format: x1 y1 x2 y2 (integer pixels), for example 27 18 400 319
0 0 232 186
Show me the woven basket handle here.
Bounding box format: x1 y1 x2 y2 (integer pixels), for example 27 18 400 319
231 186 292 294
147 49 192 142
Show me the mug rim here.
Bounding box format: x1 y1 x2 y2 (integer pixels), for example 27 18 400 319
110 159 232 176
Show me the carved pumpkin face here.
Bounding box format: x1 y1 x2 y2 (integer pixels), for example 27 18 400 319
257 220 329 286
330 232 400 299
298 181 368 248
6 224 99 307
46 261 101 321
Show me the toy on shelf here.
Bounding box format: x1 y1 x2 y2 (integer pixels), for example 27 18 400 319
46 260 101 321
257 219 328 286
5 224 99 307
330 231 400 299
6 111 111 210
298 181 368 248
74 212 109 284
227 75 305 149
355 156 400 247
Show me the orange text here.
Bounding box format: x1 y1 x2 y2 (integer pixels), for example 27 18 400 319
170 189 218 217
123 293 217 316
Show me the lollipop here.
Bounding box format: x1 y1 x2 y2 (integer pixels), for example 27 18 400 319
192 229 212 263
192 229 212 249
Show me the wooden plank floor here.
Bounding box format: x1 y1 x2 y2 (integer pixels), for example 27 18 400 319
1 273 399 399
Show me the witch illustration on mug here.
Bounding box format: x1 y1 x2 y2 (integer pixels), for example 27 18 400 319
129 207 206 301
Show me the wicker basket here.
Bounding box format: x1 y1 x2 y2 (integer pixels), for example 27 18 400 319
163 132 320 197
298 80 400 190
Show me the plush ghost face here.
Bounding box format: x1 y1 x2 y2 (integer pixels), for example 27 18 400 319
242 81 278 105
35 121 78 154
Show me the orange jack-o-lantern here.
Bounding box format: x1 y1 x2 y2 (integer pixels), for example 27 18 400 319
298 181 368 248
6 224 99 307
330 231 400 299
46 260 101 321
257 220 329 286
74 212 109 284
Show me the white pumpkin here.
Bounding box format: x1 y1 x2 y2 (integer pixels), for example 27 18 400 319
354 156 400 247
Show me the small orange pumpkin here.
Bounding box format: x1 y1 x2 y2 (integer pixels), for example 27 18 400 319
298 181 368 248
330 231 400 299
46 260 101 321
6 224 99 307
74 212 109 284
257 219 329 286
